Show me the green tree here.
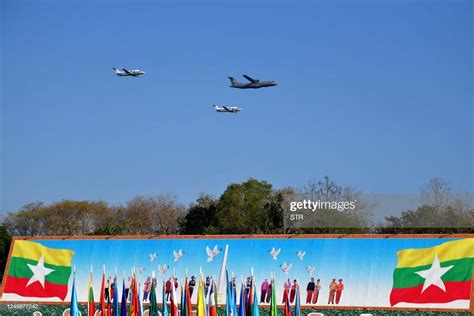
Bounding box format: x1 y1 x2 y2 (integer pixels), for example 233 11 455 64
0 225 12 282
212 178 275 234
180 194 218 234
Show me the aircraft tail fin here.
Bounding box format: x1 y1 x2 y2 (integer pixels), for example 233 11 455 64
113 68 121 74
228 76 238 86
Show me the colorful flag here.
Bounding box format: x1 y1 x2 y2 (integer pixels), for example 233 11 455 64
197 275 206 316
162 280 169 316
208 279 217 316
100 269 106 315
269 279 277 316
149 277 158 316
131 274 139 316
238 281 245 316
88 270 95 316
251 282 259 316
3 240 74 300
390 238 474 306
113 275 119 316
107 287 112 316
70 272 80 316
246 277 253 316
170 278 178 316
225 271 236 316
294 284 301 316
181 285 185 316
184 277 192 316
121 279 128 316
283 289 291 316
138 280 144 316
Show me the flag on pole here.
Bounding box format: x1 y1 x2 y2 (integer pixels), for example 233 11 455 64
251 282 259 316
149 276 158 316
184 277 192 316
181 285 185 316
246 277 253 316
294 283 301 316
225 270 237 316
162 280 169 316
270 278 277 316
113 275 119 316
283 288 291 316
238 280 245 316
88 269 95 316
100 268 106 315
131 274 139 316
107 288 112 316
197 275 206 316
70 272 80 316
170 277 178 316
121 278 128 316
138 279 144 316
208 279 217 316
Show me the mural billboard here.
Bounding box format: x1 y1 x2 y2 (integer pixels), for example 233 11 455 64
1 235 473 311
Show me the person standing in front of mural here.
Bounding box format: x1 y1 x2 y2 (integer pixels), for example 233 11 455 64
312 279 321 304
143 276 151 302
189 276 196 297
335 279 344 304
266 280 272 303
282 278 291 303
205 276 210 296
328 279 337 304
165 277 172 301
290 279 298 303
232 276 237 304
126 276 132 301
306 277 315 304
260 278 269 303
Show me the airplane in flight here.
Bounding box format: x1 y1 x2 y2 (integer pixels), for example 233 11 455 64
213 105 243 113
113 68 145 77
228 75 277 89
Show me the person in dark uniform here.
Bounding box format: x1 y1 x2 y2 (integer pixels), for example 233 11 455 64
189 276 196 298
306 277 315 304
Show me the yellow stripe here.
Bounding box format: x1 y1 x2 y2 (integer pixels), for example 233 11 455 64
396 238 474 268
11 240 74 267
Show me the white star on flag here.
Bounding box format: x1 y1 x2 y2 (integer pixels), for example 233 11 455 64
415 254 454 293
26 256 54 288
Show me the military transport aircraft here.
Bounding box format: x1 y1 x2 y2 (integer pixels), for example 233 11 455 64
113 68 145 77
228 75 277 89
213 105 243 113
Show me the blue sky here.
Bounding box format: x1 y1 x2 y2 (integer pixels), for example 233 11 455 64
1 0 472 211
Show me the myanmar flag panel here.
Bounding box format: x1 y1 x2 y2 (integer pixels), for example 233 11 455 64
390 238 474 306
3 240 74 300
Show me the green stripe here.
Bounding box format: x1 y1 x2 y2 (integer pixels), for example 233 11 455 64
393 257 473 289
7 256 72 285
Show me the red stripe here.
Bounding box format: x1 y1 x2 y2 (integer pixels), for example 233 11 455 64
3 276 68 300
390 281 471 306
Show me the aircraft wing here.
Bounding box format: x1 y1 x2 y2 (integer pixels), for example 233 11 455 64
223 106 231 112
243 75 259 83
122 68 132 74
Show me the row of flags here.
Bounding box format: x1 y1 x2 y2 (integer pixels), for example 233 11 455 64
69 269 302 316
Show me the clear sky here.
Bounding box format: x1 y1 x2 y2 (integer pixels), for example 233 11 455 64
1 0 472 212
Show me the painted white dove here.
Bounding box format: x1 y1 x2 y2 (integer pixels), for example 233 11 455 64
269 247 281 260
149 252 158 262
206 245 221 262
306 266 315 275
280 262 293 275
296 250 306 260
158 264 169 275
173 249 184 262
